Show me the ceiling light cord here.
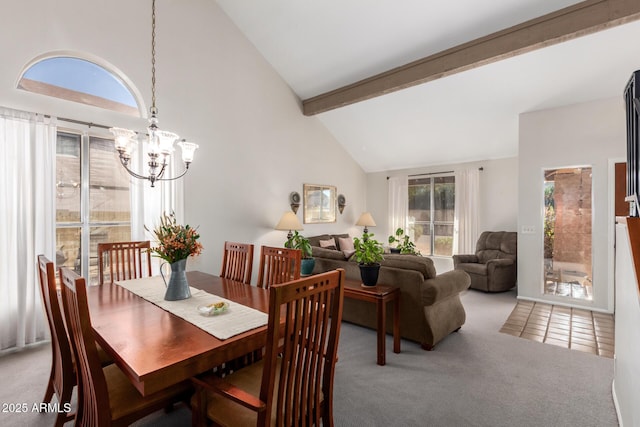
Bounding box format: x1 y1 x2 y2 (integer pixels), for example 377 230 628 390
151 0 157 115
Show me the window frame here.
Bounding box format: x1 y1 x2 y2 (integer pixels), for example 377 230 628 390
55 125 132 283
408 174 455 257
18 52 145 117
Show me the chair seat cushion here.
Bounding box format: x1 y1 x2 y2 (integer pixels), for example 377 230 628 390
194 358 326 426
456 262 488 276
195 359 277 427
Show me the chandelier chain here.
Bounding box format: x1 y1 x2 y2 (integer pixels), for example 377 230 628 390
151 0 157 111
109 0 198 187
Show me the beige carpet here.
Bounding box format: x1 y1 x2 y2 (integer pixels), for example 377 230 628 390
500 300 614 358
0 289 618 426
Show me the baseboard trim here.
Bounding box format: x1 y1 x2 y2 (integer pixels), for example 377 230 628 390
612 379 623 427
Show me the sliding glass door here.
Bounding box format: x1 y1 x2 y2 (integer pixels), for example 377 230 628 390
408 176 455 256
55 130 131 285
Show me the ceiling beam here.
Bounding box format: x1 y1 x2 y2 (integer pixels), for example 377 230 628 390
302 0 640 116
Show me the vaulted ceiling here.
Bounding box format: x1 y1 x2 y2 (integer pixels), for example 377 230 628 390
216 0 640 172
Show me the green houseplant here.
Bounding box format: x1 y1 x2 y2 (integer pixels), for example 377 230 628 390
285 231 315 276
388 228 421 255
353 232 384 286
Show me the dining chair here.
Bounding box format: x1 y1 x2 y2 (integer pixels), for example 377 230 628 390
191 268 345 427
256 246 301 289
219 252 264 377
97 240 152 285
58 267 192 426
37 255 75 427
220 241 255 285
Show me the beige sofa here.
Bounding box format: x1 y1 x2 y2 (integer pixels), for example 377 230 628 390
308 234 471 350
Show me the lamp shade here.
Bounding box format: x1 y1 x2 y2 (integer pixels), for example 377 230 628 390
355 212 376 227
178 140 199 163
275 211 303 231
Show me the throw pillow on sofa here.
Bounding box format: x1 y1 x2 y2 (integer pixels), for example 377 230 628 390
319 238 337 250
338 237 356 258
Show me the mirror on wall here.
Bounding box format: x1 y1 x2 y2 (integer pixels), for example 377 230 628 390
543 166 593 300
303 184 336 224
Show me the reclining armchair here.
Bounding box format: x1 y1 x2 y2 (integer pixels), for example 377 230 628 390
453 231 517 292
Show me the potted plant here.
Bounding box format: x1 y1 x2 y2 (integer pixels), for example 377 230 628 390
388 228 421 255
353 232 385 286
285 231 315 276
148 212 203 301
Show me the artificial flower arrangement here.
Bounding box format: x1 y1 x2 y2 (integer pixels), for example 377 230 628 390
147 212 203 263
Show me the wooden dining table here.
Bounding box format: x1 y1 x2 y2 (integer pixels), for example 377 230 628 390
87 271 270 396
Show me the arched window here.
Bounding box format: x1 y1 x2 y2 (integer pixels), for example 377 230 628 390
17 54 147 283
18 56 141 116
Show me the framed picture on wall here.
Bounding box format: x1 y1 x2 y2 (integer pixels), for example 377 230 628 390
303 184 336 224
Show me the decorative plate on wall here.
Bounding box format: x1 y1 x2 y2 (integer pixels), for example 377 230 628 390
289 191 301 213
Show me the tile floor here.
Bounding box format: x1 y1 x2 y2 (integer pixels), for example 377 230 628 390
544 261 593 301
545 280 593 300
500 300 614 358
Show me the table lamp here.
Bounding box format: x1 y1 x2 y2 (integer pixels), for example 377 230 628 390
275 211 303 240
356 212 376 234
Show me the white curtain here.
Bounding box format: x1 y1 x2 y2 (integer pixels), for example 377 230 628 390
388 175 408 238
453 168 480 255
0 108 56 351
130 136 184 276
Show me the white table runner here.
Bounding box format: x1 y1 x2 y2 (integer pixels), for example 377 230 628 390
115 276 268 340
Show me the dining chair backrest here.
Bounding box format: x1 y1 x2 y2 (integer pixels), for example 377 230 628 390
261 268 345 425
97 240 152 285
59 266 112 426
60 267 192 426
256 246 301 289
37 255 75 426
220 241 254 285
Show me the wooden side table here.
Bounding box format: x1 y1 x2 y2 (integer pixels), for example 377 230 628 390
343 279 401 365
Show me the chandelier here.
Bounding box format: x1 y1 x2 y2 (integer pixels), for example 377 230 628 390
109 0 197 187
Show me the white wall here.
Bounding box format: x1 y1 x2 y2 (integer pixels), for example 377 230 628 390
0 0 367 282
182 1 367 277
0 0 151 131
518 97 625 312
366 157 518 272
613 222 640 427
